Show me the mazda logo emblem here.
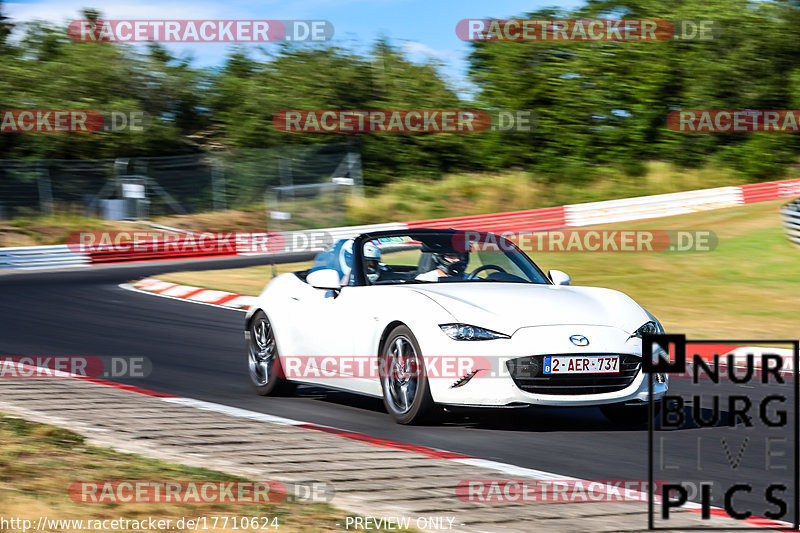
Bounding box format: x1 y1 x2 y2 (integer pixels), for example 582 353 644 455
570 335 589 346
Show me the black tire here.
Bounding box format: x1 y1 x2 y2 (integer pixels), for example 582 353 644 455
601 401 661 426
379 325 437 425
246 311 296 396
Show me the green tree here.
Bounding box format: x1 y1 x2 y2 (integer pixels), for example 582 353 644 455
467 0 800 181
205 41 470 186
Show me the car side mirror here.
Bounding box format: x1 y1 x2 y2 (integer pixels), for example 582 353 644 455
307 268 342 290
548 269 571 286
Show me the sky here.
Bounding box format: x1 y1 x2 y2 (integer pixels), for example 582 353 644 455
4 0 586 96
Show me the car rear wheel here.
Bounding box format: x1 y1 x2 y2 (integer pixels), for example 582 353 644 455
379 325 436 425
600 401 661 426
246 311 296 396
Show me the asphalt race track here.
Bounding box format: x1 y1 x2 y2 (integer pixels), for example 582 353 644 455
1 258 796 525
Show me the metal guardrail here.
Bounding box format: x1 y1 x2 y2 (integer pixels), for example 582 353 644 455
780 199 800 246
0 245 90 270
2 180 799 270
0 223 409 269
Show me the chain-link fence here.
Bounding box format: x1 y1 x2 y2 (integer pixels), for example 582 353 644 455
0 143 362 229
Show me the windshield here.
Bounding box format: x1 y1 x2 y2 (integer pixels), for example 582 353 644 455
360 231 549 285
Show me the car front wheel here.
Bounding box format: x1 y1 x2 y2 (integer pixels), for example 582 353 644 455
246 311 296 396
379 325 436 424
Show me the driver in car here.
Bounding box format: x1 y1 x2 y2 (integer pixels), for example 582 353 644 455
340 240 384 285
415 251 469 281
363 242 382 283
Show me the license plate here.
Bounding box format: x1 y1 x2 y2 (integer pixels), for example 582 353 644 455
543 355 619 374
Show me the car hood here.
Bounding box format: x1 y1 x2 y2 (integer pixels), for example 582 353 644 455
409 282 650 336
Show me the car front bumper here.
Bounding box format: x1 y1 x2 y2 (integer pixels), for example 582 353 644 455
420 323 668 407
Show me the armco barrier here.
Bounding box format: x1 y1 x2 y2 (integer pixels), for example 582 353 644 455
2 178 799 270
781 199 800 247
741 178 800 204
0 245 89 270
564 186 744 227
86 235 239 264
406 178 800 233
406 206 566 233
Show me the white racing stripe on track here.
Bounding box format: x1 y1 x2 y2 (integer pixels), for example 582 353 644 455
161 396 302 426
452 457 580 481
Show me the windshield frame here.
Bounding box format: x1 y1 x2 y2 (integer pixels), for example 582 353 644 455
352 229 551 287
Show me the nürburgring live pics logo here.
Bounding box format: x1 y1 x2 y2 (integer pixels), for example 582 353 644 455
644 334 799 530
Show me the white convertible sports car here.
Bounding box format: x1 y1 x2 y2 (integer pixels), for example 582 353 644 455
245 229 668 424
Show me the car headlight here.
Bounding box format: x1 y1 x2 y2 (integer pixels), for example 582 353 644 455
631 317 669 384
631 320 664 338
439 324 510 341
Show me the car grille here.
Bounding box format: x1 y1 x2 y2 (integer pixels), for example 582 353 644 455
506 354 641 395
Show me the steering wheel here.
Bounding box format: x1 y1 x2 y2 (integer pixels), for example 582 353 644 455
467 264 506 280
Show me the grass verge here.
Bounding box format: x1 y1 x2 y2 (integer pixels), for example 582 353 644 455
0 414 415 533
157 200 799 339
347 162 757 225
